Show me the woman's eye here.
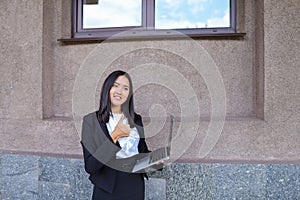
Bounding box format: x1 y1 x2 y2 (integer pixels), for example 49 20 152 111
124 87 129 91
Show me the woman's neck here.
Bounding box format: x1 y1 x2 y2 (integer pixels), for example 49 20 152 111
111 106 122 114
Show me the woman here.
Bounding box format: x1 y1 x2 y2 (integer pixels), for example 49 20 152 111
81 70 150 200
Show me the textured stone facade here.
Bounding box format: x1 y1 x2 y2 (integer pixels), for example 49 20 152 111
0 0 299 199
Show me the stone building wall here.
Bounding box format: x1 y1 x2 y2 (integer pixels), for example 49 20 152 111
0 0 299 199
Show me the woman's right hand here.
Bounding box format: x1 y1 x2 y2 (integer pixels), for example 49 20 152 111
111 114 130 143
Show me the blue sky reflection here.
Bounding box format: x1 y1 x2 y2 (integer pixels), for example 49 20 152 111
83 0 230 29
155 0 230 29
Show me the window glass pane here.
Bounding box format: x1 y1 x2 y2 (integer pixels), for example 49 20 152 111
155 0 230 29
83 0 142 29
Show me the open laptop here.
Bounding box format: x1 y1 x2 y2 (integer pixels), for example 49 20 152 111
131 115 174 173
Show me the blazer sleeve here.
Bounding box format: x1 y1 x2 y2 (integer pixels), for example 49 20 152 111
81 114 121 175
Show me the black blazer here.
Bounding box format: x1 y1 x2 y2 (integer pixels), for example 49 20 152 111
81 111 150 193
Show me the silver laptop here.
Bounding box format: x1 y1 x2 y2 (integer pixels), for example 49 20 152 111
132 115 174 173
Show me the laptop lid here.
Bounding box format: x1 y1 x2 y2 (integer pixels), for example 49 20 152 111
132 115 174 173
167 114 174 154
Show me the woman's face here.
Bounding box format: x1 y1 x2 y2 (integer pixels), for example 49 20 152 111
109 75 130 111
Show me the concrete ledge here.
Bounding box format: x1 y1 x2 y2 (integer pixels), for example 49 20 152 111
0 118 299 163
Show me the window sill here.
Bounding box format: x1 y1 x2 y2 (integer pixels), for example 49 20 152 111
58 32 246 44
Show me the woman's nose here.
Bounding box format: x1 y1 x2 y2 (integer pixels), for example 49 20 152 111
115 87 122 93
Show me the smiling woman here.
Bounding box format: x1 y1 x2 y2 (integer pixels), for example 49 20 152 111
81 70 153 199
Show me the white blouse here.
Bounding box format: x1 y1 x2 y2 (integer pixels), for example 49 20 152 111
106 113 140 159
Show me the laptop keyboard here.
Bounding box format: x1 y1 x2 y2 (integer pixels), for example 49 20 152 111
149 148 166 163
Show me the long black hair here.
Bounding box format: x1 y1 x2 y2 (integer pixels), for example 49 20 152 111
97 70 136 127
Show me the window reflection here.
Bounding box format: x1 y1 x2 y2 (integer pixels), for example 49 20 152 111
83 0 142 29
155 0 230 29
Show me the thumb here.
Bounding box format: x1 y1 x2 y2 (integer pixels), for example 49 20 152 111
118 114 125 124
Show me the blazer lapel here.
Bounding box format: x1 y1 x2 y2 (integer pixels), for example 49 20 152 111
99 121 112 141
95 113 121 148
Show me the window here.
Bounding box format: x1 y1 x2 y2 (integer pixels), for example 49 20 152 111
72 0 237 39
